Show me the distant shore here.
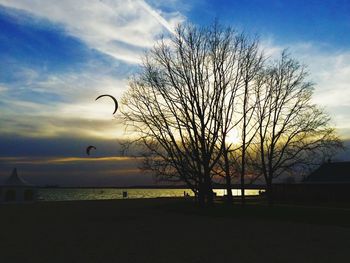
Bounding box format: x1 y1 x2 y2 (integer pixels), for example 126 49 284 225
1 198 349 263
40 185 266 189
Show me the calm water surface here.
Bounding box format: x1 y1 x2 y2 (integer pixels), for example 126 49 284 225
38 188 261 201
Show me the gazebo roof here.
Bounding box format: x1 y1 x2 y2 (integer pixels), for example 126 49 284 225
3 168 34 187
305 162 350 183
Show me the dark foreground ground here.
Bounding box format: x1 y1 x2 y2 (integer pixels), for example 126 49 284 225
1 198 350 263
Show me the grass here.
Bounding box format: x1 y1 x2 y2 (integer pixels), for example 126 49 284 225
1 198 350 263
159 198 350 228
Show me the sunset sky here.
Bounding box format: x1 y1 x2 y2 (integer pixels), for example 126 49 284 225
1 0 350 186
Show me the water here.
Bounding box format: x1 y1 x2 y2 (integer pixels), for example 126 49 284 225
37 188 261 202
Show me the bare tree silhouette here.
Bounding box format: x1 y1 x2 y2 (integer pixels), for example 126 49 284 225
251 51 342 204
121 23 256 205
120 22 342 206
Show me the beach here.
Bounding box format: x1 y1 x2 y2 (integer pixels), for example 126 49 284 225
1 198 349 263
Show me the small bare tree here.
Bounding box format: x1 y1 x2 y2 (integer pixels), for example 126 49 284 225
252 51 342 204
235 37 263 204
213 34 263 204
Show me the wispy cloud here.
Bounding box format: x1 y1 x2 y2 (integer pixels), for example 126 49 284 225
0 0 186 140
0 0 184 63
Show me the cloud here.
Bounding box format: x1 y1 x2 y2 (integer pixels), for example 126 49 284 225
0 58 134 138
0 85 8 93
0 114 124 138
0 132 157 186
295 49 350 137
0 0 184 63
0 134 126 157
0 156 141 165
0 155 152 186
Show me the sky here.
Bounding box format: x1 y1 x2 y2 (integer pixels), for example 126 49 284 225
0 0 350 186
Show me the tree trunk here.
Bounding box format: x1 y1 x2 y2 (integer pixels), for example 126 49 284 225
266 177 274 205
241 142 246 206
241 80 248 206
204 175 214 206
225 174 233 204
223 147 233 204
197 184 206 207
241 159 246 206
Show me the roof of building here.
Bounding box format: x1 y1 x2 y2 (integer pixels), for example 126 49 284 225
305 161 350 183
3 168 34 187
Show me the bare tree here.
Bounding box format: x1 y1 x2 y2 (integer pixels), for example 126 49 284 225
122 23 247 205
120 22 341 206
252 51 342 204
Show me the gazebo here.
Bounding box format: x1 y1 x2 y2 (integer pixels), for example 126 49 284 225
0 168 37 203
271 161 350 202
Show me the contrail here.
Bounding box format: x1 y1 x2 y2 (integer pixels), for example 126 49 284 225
137 0 176 35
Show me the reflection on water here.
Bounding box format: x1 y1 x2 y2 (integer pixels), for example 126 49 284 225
38 188 261 202
214 189 261 197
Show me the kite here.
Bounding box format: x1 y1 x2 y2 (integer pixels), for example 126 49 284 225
95 94 118 114
86 145 96 155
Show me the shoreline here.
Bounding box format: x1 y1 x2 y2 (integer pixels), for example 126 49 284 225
38 185 265 189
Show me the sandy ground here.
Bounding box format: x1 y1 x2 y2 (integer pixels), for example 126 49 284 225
0 198 349 263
